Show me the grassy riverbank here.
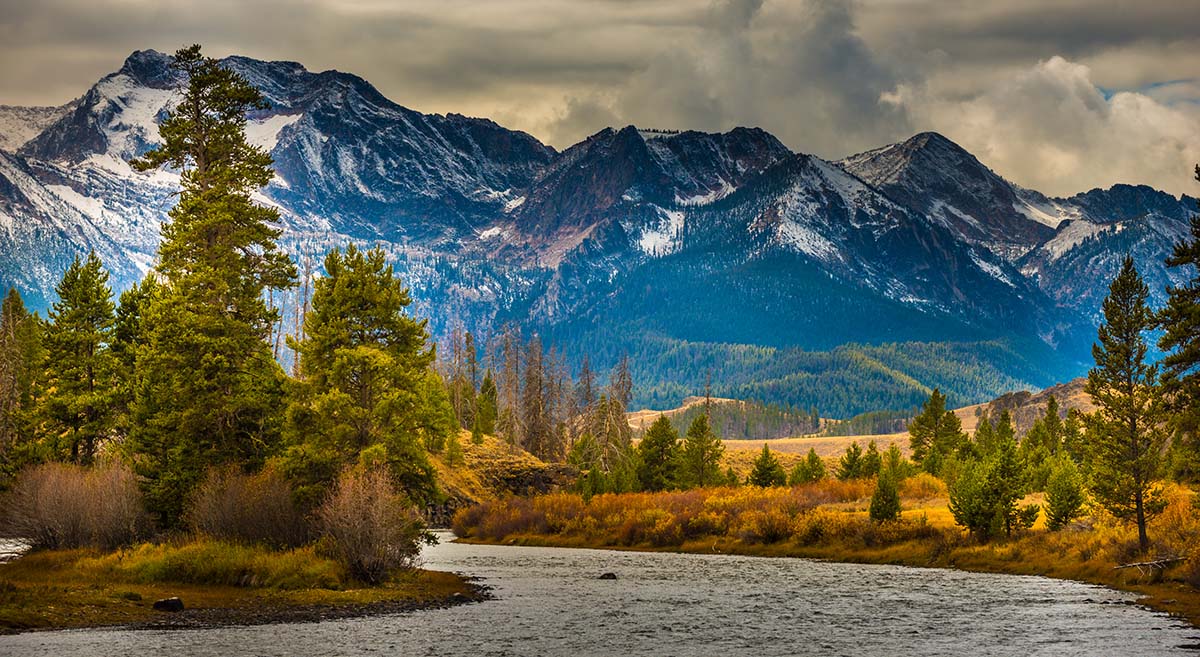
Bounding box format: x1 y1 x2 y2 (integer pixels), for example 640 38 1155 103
453 480 1200 627
0 539 478 633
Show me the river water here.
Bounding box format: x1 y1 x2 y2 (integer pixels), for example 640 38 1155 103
2 532 1197 656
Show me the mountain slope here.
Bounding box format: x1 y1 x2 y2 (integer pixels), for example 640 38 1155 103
1 49 1196 414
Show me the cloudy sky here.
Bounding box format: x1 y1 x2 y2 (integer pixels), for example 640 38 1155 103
1 0 1198 196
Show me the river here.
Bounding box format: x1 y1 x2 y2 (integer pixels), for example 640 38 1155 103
1 532 1197 656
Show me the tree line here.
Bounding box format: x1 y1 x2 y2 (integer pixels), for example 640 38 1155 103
905 211 1200 551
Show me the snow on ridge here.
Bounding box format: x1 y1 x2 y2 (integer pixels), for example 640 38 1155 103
638 206 685 257
675 178 735 206
95 74 175 159
244 113 303 152
969 249 1015 287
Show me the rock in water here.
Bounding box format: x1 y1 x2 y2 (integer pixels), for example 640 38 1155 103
598 572 617 580
153 597 185 612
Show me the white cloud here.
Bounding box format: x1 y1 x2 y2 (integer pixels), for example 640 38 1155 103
886 56 1200 196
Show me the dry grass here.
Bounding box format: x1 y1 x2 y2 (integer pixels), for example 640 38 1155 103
0 542 471 632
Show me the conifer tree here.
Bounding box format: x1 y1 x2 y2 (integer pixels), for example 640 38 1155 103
837 441 864 480
636 415 680 491
789 447 826 485
908 389 965 474
473 370 498 443
680 414 723 488
109 276 159 441
128 45 297 524
41 252 118 464
861 440 882 477
281 244 449 507
0 288 44 482
1158 170 1200 481
748 443 787 487
1043 454 1085 530
869 469 901 522
1085 257 1166 553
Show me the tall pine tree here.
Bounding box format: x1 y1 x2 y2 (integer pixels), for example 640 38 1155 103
908 388 965 474
636 415 680 491
128 45 297 525
680 414 723 488
282 244 450 507
41 252 118 464
1158 166 1200 481
1086 257 1166 553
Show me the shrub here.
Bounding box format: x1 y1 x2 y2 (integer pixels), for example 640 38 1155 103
869 474 901 522
899 472 946 499
185 465 309 548
315 467 428 584
1 462 148 549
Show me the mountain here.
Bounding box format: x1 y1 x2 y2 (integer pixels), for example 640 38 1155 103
1 49 1195 415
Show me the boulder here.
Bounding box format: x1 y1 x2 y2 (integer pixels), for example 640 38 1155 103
598 572 617 580
153 597 185 612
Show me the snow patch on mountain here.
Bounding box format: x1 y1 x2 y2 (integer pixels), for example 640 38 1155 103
638 207 685 256
244 113 302 152
0 103 76 152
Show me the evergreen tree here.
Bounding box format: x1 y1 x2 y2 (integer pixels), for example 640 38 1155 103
908 389 965 475
1085 257 1167 553
281 244 448 507
837 441 864 480
1158 171 1200 482
0 289 44 483
869 469 901 522
473 370 498 443
789 448 826 485
110 276 159 441
948 430 1036 541
861 440 882 477
748 443 786 487
128 45 297 525
680 414 723 488
40 252 118 464
636 415 680 492
1043 453 1086 530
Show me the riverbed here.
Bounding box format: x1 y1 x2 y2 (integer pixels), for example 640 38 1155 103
1 532 1197 655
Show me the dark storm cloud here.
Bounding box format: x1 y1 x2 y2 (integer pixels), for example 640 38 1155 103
0 0 1197 194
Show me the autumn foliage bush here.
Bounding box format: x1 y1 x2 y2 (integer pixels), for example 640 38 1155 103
315 467 428 585
0 461 148 549
185 465 309 549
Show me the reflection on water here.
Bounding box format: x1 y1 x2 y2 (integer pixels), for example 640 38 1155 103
2 531 1197 656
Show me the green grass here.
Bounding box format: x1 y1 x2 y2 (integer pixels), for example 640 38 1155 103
0 539 472 633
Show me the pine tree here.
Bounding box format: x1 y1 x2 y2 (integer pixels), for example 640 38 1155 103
837 441 864 480
0 288 44 482
680 414 723 488
281 244 448 507
127 45 297 525
110 276 159 441
1043 453 1086 530
41 252 118 464
861 440 882 477
748 443 787 487
1158 170 1200 481
474 370 498 443
789 447 826 485
1085 257 1166 553
908 389 965 474
869 469 901 522
636 415 680 491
